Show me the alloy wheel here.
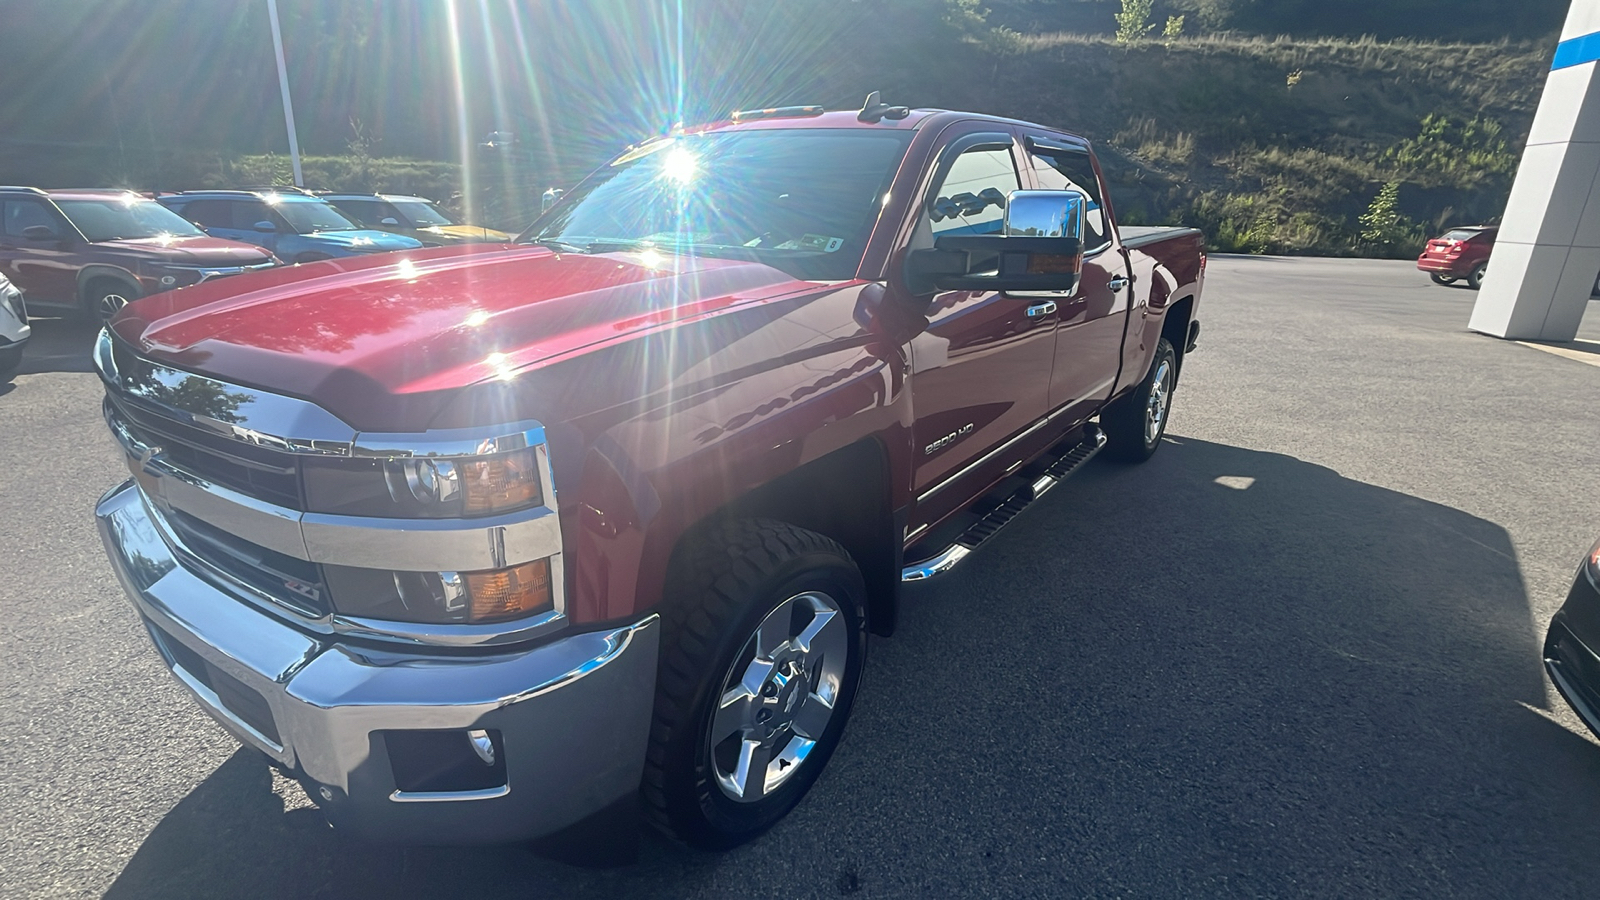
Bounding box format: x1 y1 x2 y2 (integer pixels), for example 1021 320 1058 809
708 590 848 803
1145 358 1171 445
97 292 130 322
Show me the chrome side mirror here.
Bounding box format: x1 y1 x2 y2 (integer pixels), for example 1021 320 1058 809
1004 190 1085 240
904 189 1088 295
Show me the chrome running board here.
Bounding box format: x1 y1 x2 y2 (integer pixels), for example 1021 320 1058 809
901 427 1106 582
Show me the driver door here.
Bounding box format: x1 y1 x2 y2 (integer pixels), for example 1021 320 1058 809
905 127 1059 531
0 198 77 306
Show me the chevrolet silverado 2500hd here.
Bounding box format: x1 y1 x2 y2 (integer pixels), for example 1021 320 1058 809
95 98 1204 851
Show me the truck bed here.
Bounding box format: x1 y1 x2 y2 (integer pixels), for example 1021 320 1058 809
1120 225 1203 250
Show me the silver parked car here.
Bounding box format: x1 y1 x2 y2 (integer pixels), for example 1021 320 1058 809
0 272 28 383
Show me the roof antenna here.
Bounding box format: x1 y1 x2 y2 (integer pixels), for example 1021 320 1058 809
858 91 910 124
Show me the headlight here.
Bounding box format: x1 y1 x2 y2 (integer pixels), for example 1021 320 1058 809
303 446 543 518
323 558 554 625
1 280 23 321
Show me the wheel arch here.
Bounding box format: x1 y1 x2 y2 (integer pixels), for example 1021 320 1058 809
683 437 901 638
77 265 141 302
1160 293 1196 381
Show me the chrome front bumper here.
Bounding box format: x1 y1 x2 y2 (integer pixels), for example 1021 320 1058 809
96 479 660 844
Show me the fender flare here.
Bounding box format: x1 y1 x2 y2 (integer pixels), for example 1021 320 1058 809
76 265 142 308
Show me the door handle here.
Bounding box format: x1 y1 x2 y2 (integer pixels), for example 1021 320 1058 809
1108 276 1130 292
1025 301 1058 318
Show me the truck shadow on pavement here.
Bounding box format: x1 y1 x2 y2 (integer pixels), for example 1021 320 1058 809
105 436 1600 899
15 316 99 376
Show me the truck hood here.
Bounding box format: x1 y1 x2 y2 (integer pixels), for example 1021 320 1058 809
111 245 815 430
99 235 274 265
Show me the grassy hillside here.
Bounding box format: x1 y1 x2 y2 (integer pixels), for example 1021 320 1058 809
920 32 1548 255
0 0 1553 256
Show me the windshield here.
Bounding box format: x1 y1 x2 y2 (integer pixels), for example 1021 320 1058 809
56 198 204 242
527 128 913 280
392 200 454 227
275 199 360 234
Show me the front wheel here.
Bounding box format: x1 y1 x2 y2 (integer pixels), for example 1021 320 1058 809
1101 337 1177 463
1468 263 1487 290
1430 273 1456 285
84 279 138 324
643 518 867 850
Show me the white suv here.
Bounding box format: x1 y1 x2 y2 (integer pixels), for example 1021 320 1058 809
0 272 28 383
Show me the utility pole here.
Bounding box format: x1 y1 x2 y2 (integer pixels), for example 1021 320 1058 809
266 0 304 187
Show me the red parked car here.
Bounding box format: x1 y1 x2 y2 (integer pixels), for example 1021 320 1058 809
1417 225 1495 289
0 186 278 322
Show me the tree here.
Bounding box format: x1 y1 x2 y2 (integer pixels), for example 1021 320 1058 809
1358 181 1423 257
1115 0 1157 44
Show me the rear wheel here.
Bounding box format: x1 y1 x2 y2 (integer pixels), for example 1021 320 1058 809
1101 338 1177 463
643 518 867 850
1429 273 1456 285
1468 263 1487 290
83 278 139 324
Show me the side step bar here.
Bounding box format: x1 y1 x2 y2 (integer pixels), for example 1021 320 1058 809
901 428 1106 582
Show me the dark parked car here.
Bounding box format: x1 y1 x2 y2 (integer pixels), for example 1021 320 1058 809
1545 539 1600 743
318 192 512 246
158 189 423 264
1417 225 1495 289
0 186 278 322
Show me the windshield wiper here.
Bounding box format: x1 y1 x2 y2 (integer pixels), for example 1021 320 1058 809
528 237 588 253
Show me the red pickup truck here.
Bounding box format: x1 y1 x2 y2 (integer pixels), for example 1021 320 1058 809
94 99 1204 852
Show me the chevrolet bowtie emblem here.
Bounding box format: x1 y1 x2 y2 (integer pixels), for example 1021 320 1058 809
136 444 164 472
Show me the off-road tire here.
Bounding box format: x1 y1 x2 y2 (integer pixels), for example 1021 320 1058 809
1101 337 1178 463
1430 273 1456 285
642 518 868 850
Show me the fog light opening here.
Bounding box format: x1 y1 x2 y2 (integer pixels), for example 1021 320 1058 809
468 729 495 766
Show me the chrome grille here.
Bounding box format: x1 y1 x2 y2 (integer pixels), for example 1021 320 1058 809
104 393 302 509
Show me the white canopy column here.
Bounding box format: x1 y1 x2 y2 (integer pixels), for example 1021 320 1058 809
1470 0 1600 341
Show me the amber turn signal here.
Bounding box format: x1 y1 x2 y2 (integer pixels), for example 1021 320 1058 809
466 558 553 622
1026 253 1082 275
462 448 543 514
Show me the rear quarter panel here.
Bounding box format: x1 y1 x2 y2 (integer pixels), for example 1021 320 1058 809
1118 229 1205 394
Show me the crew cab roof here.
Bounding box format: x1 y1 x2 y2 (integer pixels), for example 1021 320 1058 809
686 107 1088 144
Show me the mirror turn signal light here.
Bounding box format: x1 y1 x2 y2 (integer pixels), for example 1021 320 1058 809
465 558 553 623
1027 253 1082 275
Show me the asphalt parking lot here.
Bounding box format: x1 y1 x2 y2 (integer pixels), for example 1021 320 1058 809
3 257 1599 898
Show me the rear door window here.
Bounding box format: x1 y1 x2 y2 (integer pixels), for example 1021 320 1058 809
3 199 64 237
1026 142 1109 251
332 199 389 226
230 201 276 231
180 200 232 229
